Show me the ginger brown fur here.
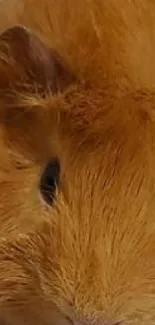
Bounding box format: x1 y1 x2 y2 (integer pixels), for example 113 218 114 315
0 1 155 325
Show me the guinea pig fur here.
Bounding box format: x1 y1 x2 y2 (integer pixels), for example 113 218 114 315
0 1 155 325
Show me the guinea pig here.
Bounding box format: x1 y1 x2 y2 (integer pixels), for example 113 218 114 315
0 1 155 325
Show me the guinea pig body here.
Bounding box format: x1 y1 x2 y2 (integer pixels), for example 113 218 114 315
0 1 155 325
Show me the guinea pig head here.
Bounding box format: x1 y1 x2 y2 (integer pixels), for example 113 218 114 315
0 25 155 325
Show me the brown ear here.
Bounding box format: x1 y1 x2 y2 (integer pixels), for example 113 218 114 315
0 25 75 94
0 26 75 161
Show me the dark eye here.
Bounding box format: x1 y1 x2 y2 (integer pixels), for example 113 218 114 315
40 159 60 205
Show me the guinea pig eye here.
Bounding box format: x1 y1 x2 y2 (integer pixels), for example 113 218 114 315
40 159 60 205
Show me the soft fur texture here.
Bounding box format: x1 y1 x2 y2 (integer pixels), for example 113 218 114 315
0 1 155 325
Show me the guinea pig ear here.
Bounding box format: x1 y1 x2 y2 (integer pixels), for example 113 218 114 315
0 25 75 93
0 26 75 161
